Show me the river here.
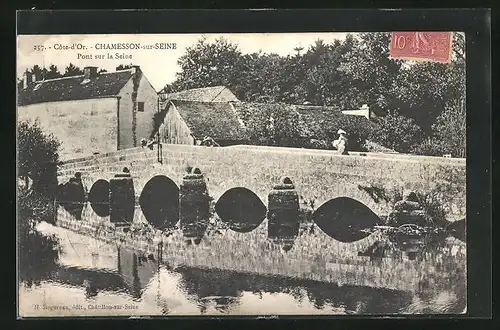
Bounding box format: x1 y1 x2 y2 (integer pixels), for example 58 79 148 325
18 204 466 317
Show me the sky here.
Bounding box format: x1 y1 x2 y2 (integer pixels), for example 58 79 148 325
17 33 349 91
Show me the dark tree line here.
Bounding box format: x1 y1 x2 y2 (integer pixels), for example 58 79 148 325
164 33 466 157
23 63 136 81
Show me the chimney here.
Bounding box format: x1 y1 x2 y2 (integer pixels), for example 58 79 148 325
131 65 141 75
23 70 33 87
84 66 98 79
32 71 42 82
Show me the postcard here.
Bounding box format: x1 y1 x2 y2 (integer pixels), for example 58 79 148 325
17 28 467 317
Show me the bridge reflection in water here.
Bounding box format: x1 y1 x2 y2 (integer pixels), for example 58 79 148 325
18 197 467 316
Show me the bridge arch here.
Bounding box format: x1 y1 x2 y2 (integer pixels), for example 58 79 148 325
215 187 267 233
139 175 180 230
88 179 110 217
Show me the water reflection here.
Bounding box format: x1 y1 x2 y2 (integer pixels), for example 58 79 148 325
19 203 466 316
268 214 299 252
312 197 383 243
61 203 85 220
57 174 87 220
215 187 267 233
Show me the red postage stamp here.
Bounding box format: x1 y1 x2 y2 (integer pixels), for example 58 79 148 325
389 32 453 63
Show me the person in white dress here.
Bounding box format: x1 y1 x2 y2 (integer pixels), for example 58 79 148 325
332 129 349 155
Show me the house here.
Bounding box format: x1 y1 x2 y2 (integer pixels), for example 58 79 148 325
17 65 158 159
158 100 248 146
158 85 239 110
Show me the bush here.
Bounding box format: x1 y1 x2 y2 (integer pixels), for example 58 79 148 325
18 120 61 286
18 190 60 287
18 119 60 198
334 115 379 151
431 99 466 158
412 137 447 157
370 111 423 153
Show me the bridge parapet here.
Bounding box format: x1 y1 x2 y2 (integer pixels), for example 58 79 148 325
58 144 466 220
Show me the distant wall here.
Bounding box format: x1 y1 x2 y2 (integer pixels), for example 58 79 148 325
341 108 370 119
18 98 118 159
58 144 466 220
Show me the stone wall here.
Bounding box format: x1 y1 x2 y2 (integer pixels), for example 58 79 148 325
18 98 119 159
58 144 466 220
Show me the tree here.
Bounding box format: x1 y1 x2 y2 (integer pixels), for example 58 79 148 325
298 34 361 108
238 52 284 102
430 98 466 157
29 65 45 81
172 38 246 98
46 64 62 79
116 64 134 70
18 121 61 286
18 119 61 198
64 63 84 77
244 103 309 147
370 111 423 153
338 32 403 116
393 32 466 134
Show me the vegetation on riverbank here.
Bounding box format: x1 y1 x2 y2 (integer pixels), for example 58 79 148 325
18 119 62 286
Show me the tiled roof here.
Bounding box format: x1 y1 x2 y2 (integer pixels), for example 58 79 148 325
164 86 238 103
17 70 134 106
171 100 248 141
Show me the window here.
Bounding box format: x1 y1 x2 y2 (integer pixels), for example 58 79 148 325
137 102 145 112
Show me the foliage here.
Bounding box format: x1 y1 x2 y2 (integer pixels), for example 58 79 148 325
411 98 465 158
332 114 379 151
116 64 134 70
63 63 84 77
166 33 465 156
431 98 466 158
358 183 449 227
338 32 403 116
411 137 447 157
18 190 60 287
413 192 449 228
24 63 108 81
393 33 466 134
28 64 62 80
17 119 61 198
171 37 247 98
370 111 423 153
243 103 310 147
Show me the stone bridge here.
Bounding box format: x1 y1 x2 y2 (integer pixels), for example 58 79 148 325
57 144 466 220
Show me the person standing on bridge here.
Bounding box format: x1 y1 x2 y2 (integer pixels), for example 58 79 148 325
332 129 349 155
